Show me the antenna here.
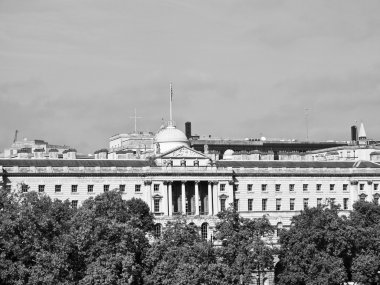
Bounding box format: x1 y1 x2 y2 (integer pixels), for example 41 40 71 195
129 109 142 134
304 108 310 141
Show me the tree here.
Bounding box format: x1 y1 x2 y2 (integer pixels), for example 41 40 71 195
276 206 351 285
214 208 275 284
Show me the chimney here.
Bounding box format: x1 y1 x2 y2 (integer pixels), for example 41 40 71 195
94 149 108 159
63 149 77 159
48 149 59 159
351 125 357 142
185 122 191 139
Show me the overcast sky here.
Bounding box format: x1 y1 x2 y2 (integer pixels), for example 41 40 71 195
1 0 380 154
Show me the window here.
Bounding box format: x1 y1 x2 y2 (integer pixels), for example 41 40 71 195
317 198 322 207
330 184 335 191
247 184 253 191
201 223 208 240
303 198 309 209
303 184 308 191
343 184 348 191
233 184 239 191
55 185 61 193
343 198 349 210
119 184 125 192
262 199 267 211
154 224 161 238
289 184 295 192
103 185 110 192
290 199 295 211
360 195 366 202
360 183 365 191
276 199 281 211
5 185 11 191
261 184 267 191
220 184 226 191
374 197 379 205
88 185 94 193
330 198 335 208
374 184 379 191
38 185 45 193
316 184 322 191
234 199 239 211
71 185 78 193
135 184 141 192
248 199 253 211
154 184 160 191
21 184 28 193
220 199 226 211
154 199 160 212
71 200 78 209
275 184 281 192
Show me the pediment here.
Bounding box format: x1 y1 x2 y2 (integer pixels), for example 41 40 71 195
158 146 209 159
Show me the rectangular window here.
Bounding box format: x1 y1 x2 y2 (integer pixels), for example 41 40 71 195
55 185 61 193
330 198 335 208
248 199 253 211
71 185 78 193
233 184 239 191
247 184 253 191
343 184 348 191
135 184 141 192
38 185 45 193
360 195 366 202
234 199 239 211
88 185 94 193
343 198 349 210
21 184 28 193
154 199 160 212
317 198 322 207
276 199 281 211
220 184 226 191
374 197 379 205
374 184 379 191
303 198 309 209
261 184 267 191
103 185 110 192
360 183 365 191
262 199 267 211
275 184 281 192
154 184 160 191
330 184 335 191
220 199 226 211
71 200 78 209
316 184 322 191
303 184 308 191
119 184 125 192
289 184 295 192
290 198 295 211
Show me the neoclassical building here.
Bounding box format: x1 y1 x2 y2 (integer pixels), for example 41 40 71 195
1 119 380 241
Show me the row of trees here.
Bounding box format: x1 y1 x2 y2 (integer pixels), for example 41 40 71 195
1 186 380 284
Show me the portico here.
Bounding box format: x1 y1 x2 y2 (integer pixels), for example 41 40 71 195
164 180 219 216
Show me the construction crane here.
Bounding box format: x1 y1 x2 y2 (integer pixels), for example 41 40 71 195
13 130 18 143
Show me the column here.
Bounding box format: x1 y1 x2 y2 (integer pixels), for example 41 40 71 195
213 182 219 214
208 182 213 215
350 180 358 209
195 181 200 215
144 180 153 212
181 181 186 215
168 181 173 216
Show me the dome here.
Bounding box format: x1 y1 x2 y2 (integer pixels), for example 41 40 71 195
154 125 189 154
223 149 234 160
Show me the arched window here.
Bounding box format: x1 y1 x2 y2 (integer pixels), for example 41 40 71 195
201 223 208 240
277 222 283 237
154 223 162 238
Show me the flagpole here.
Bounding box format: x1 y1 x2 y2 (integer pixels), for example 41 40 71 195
169 82 173 126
